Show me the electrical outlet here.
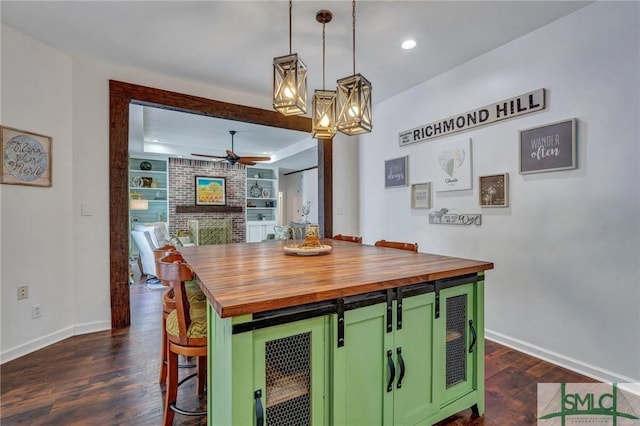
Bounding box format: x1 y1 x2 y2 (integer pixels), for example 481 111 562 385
31 304 42 319
17 286 28 300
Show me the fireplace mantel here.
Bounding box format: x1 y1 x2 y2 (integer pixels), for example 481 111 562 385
175 205 243 214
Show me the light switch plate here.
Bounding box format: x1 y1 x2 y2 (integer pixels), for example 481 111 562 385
81 203 92 216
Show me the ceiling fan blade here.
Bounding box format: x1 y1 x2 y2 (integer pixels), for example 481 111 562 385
191 153 227 159
238 158 257 166
238 156 271 162
226 150 239 160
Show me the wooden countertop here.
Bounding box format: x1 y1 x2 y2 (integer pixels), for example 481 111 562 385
180 240 493 318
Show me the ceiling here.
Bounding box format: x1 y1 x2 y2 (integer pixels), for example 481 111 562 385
1 1 591 171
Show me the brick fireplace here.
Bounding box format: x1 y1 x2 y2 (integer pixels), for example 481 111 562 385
168 158 246 243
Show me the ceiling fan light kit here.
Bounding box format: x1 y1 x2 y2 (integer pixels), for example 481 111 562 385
273 0 308 116
312 9 337 139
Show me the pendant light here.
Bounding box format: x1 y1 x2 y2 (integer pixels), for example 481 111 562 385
273 0 308 116
336 0 372 135
312 10 337 139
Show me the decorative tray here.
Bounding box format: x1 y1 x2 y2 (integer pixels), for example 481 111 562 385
283 244 332 256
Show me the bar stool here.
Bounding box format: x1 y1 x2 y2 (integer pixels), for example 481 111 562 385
374 239 419 252
333 234 363 243
156 253 207 426
154 246 206 384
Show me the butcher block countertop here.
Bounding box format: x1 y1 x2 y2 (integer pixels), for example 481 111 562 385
180 239 494 318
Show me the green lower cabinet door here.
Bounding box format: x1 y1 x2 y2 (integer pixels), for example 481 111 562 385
332 292 436 426
332 303 394 426
252 316 328 426
438 283 478 406
392 292 436 426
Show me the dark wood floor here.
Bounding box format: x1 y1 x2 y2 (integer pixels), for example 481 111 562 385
1 283 596 425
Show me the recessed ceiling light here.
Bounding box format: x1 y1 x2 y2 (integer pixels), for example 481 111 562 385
401 39 416 50
151 139 159 142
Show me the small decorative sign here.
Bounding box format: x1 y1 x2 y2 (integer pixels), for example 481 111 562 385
519 118 576 174
429 208 481 225
1 126 52 187
434 138 472 192
479 173 509 207
411 182 432 209
399 88 545 146
384 156 408 188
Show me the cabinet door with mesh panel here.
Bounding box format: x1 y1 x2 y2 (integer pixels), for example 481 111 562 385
252 316 328 426
439 283 480 406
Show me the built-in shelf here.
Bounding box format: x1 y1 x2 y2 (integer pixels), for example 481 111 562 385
176 205 243 213
246 166 279 241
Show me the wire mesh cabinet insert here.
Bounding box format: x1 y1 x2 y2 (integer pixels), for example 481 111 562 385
252 317 328 426
434 281 485 419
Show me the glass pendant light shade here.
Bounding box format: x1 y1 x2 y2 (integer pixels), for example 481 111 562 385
273 53 308 116
336 73 372 135
312 9 336 139
312 89 337 138
273 1 307 116
336 0 372 135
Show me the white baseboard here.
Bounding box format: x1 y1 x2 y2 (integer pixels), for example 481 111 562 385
74 320 111 336
486 329 640 395
0 320 111 364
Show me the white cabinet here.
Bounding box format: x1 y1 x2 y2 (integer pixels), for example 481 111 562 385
246 166 278 242
247 222 277 243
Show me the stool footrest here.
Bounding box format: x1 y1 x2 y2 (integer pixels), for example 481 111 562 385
168 402 207 417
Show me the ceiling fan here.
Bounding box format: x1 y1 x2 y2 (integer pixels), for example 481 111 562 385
192 130 271 166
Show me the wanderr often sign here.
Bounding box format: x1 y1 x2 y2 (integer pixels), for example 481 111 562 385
399 88 546 146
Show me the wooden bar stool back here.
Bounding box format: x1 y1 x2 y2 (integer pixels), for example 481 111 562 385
156 254 207 426
333 234 363 243
374 239 419 252
154 245 188 384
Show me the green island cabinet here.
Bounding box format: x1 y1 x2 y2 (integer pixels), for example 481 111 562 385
208 273 485 426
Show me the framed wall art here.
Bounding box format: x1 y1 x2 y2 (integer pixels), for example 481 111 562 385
434 138 472 192
384 156 408 188
1 126 52 187
519 118 576 174
479 173 509 207
195 176 226 206
411 182 432 209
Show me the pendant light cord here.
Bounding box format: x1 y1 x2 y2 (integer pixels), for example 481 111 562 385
322 21 326 90
289 0 293 54
352 0 356 75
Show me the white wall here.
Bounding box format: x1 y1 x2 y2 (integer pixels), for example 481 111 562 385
280 169 319 224
281 172 302 223
332 133 360 236
301 168 318 224
1 25 75 360
1 22 275 362
359 2 640 385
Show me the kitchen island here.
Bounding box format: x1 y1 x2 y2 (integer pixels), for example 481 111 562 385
181 240 494 426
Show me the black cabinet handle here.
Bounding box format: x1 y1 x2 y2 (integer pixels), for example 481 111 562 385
254 389 264 426
469 319 477 353
386 350 395 392
396 347 405 389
